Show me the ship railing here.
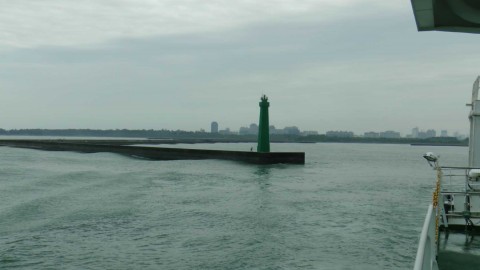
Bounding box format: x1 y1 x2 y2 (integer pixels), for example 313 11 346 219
433 166 480 235
439 167 468 186
413 204 439 270
440 167 474 199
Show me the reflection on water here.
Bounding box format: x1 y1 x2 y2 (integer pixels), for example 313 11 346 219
254 166 271 177
254 166 271 190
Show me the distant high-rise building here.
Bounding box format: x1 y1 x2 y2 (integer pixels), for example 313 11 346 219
219 128 231 135
412 127 419 138
380 131 401 138
441 130 448 137
249 123 258 135
454 132 467 140
416 128 437 139
326 131 354 138
301 131 319 136
425 129 436 138
269 125 278 134
283 126 300 135
211 121 218 133
239 123 258 135
364 132 380 138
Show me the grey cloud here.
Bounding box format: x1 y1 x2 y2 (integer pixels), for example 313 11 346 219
1 0 388 49
0 1 476 135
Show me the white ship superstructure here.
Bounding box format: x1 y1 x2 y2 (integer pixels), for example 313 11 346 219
414 78 480 270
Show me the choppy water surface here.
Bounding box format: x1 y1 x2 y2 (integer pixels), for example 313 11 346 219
0 143 469 269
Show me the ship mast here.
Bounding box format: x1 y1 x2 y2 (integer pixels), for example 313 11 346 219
469 77 480 167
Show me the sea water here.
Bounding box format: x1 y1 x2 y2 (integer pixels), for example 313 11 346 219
0 142 470 269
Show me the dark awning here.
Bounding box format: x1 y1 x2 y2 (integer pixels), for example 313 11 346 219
411 0 480 34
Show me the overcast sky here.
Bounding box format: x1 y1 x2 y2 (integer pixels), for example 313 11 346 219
1 0 478 135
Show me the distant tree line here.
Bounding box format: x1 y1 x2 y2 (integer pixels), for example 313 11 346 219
0 128 468 145
0 128 235 139
296 134 468 145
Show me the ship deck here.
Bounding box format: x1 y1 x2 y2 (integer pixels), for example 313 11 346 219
437 232 480 270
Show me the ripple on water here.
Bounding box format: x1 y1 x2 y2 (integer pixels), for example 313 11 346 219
0 143 469 269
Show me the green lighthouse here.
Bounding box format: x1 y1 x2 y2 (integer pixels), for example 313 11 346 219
257 95 270 152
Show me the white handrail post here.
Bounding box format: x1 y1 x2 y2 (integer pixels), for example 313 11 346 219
413 205 439 270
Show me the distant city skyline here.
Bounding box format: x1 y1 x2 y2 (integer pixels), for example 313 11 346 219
0 124 468 140
0 119 468 139
204 121 467 138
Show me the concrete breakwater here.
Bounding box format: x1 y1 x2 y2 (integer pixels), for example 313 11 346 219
0 139 305 164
